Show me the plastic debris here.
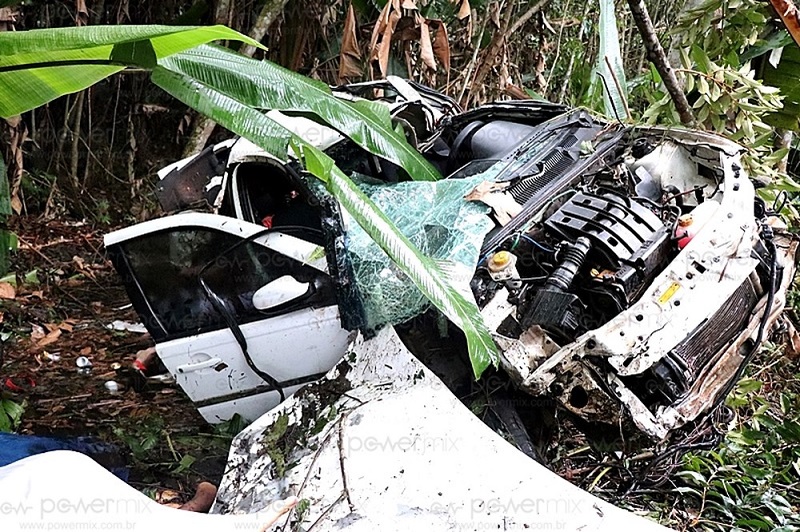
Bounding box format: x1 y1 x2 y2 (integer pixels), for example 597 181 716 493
75 356 92 375
106 320 148 334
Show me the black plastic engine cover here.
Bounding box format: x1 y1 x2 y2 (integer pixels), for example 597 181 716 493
520 288 585 342
545 192 664 268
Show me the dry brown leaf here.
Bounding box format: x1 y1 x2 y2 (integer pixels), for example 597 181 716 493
75 0 89 26
429 20 451 74
80 346 92 356
465 180 509 201
57 322 74 333
0 282 16 300
338 3 363 83
453 0 471 20
37 329 62 348
375 8 402 78
369 1 392 78
505 84 529 100
784 317 800 359
156 489 183 505
418 15 437 71
30 324 45 342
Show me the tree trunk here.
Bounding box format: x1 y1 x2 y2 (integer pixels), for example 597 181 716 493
627 0 695 126
775 128 793 174
182 0 290 158
181 0 233 158
240 0 291 58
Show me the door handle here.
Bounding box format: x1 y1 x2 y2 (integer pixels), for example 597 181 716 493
177 357 223 373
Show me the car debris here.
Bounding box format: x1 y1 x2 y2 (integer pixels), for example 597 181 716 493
211 327 669 531
104 77 797 443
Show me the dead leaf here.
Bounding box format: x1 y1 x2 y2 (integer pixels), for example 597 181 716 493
418 15 437 71
453 0 471 20
57 322 74 333
37 329 61 348
80 346 92 356
75 0 89 26
464 180 510 201
373 6 402 78
30 324 45 341
429 20 451 74
338 3 363 83
505 84 529 99
0 282 16 300
156 489 183 505
784 317 800 359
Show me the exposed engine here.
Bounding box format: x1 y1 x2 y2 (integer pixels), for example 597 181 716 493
459 117 789 439
470 134 704 347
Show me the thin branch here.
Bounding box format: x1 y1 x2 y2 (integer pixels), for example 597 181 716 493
509 0 552 35
627 0 695 126
336 415 355 513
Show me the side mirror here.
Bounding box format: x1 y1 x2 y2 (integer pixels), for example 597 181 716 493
252 275 311 311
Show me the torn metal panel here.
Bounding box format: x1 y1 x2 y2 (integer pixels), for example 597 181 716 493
213 328 670 531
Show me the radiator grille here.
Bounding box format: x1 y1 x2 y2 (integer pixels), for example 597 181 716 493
671 277 760 375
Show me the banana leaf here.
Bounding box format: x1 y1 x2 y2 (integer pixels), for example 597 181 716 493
0 25 262 118
152 65 499 378
762 43 800 131
159 45 441 181
593 0 629 121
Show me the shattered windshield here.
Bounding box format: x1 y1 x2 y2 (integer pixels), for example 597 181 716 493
332 174 494 331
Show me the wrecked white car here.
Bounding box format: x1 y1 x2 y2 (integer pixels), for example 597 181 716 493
104 78 797 441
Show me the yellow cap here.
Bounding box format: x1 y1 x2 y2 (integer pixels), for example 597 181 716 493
488 251 512 272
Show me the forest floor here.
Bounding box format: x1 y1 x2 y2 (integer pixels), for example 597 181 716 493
1 216 234 504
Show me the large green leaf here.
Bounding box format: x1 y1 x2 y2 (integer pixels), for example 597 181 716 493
762 43 800 131
152 65 499 378
593 0 629 121
0 25 263 118
159 45 442 181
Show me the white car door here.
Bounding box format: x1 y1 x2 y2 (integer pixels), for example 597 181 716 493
104 213 352 424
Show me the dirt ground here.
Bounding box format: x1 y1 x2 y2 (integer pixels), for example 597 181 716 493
1 216 233 502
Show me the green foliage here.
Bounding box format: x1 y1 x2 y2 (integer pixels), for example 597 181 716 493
674 348 800 530
159 44 442 182
113 416 166 462
762 43 800 132
0 398 25 433
638 0 791 190
0 25 262 118
592 0 628 121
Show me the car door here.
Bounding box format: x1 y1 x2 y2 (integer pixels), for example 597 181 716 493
104 213 352 424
